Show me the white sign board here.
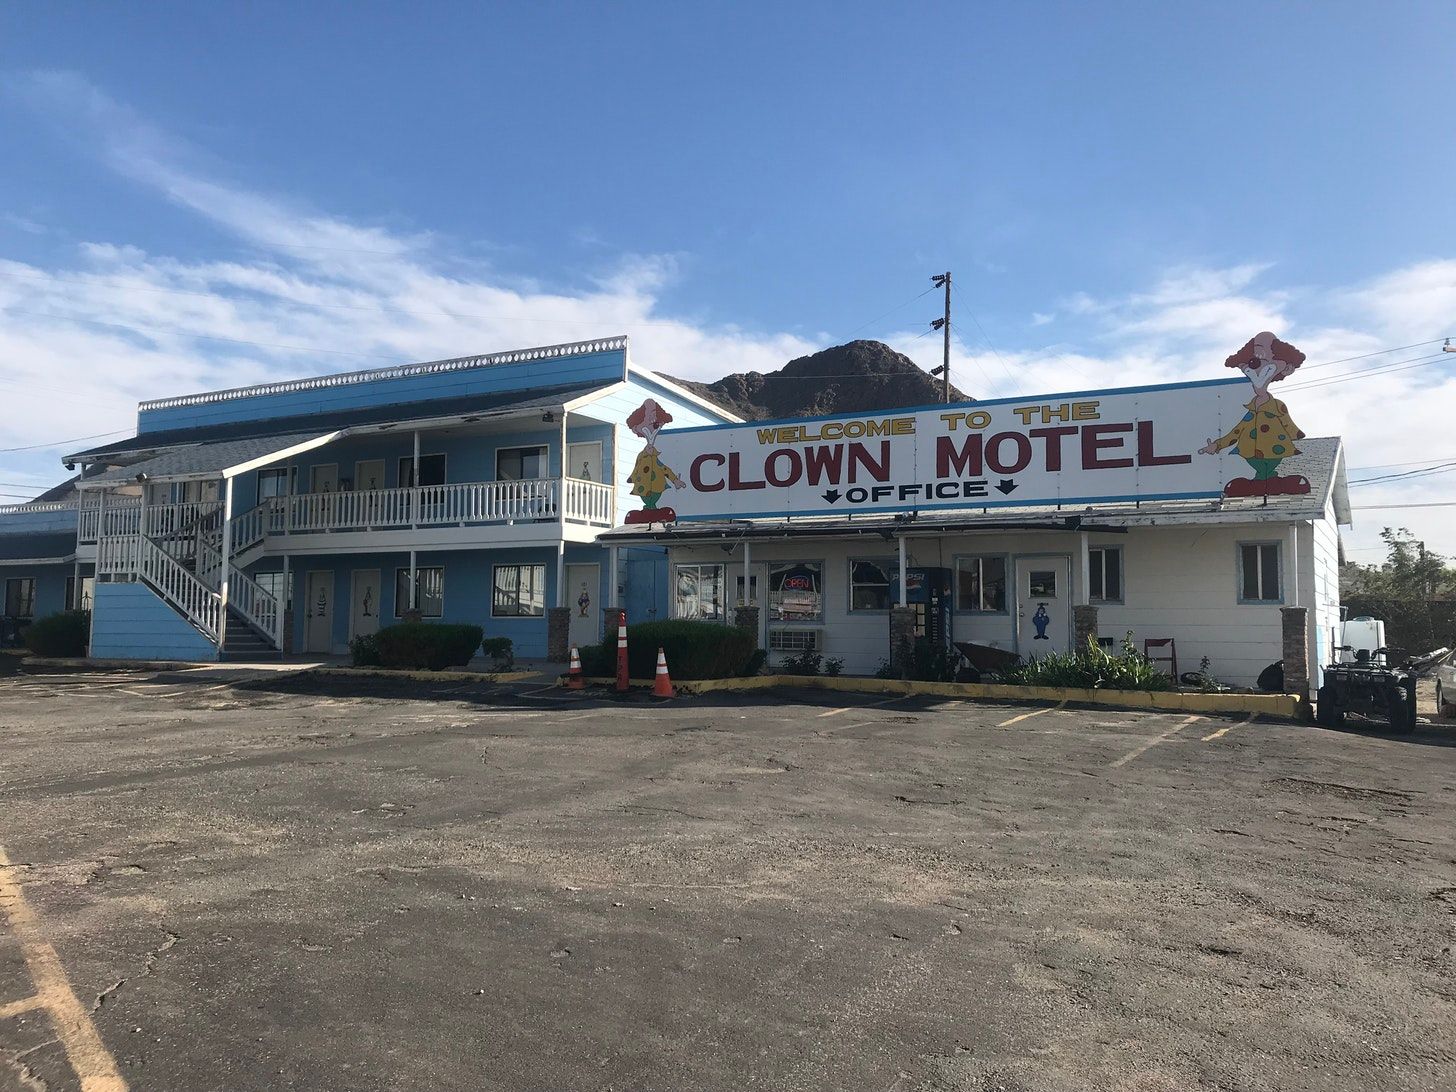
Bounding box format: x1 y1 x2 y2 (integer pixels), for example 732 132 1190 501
634 377 1295 522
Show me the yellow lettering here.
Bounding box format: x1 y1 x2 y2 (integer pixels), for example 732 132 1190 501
756 427 776 445
890 418 915 435
1072 400 1100 421
1013 406 1038 425
966 410 991 430
940 412 966 431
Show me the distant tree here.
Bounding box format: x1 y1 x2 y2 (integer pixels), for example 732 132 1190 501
1340 527 1456 600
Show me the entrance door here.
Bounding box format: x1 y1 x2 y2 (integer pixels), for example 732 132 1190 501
565 563 599 651
1014 556 1072 655
567 441 604 483
309 464 338 494
350 570 381 640
354 460 385 492
306 570 334 654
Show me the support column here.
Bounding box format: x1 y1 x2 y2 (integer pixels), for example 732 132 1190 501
897 535 908 605
742 541 752 605
218 476 234 655
558 408 569 540
1077 531 1091 606
555 542 567 609
282 554 294 655
406 548 420 622
411 430 421 529
889 606 916 677
1282 606 1310 701
547 607 571 662
1073 605 1099 649
608 544 619 608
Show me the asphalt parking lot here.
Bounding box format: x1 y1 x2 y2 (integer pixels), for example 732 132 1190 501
2 666 1455 1092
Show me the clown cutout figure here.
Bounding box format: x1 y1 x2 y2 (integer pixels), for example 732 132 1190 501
625 398 686 524
1199 332 1310 497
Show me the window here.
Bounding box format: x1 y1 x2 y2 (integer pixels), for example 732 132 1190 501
1088 546 1123 603
768 561 823 622
1239 542 1282 603
1027 569 1058 598
5 578 36 619
849 557 899 611
491 564 545 618
955 556 1007 612
397 454 447 488
257 468 289 500
395 567 445 617
674 564 725 620
496 446 548 482
253 571 293 609
64 575 95 612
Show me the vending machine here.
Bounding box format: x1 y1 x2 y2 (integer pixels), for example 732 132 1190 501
904 567 953 652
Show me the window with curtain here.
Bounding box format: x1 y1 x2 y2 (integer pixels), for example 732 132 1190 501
768 561 823 621
1239 543 1282 603
1089 547 1123 603
4 578 37 619
492 564 546 617
395 567 444 617
955 556 1007 612
849 557 899 611
496 446 547 482
674 564 725 620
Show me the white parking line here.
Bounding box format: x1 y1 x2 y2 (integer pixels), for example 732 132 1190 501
1109 715 1202 768
816 707 851 718
997 700 1066 727
1202 714 1255 741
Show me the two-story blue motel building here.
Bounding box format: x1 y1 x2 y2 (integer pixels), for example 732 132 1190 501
0 337 737 661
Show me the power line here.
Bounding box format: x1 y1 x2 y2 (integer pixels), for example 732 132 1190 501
0 428 131 454
837 285 938 342
1352 502 1456 510
1285 350 1453 392
950 280 1023 392
1349 460 1456 487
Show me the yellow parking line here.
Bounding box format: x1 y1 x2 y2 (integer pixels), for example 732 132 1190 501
816 707 850 718
0 844 129 1091
997 700 1067 727
1202 714 1256 741
1109 715 1202 768
0 994 45 1019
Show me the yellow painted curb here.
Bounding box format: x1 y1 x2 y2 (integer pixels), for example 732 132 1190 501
577 672 1307 719
26 656 204 671
308 666 539 684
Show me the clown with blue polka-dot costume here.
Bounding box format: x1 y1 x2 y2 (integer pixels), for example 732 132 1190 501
1200 332 1310 498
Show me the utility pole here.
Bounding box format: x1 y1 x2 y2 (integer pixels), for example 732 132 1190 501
930 271 951 403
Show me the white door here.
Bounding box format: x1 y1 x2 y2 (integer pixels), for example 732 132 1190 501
306 570 334 654
350 570 381 640
310 464 338 494
354 460 385 492
565 563 599 651
1015 556 1072 655
567 441 604 483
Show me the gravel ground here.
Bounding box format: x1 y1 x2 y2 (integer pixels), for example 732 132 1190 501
1 666 1454 1091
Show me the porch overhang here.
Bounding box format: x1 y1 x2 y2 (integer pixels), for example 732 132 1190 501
77 432 345 489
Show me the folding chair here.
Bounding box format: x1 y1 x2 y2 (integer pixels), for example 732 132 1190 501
1143 637 1178 679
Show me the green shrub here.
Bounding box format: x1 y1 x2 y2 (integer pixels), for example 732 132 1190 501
779 649 823 676
23 611 89 657
741 648 768 677
908 638 958 682
349 632 382 667
1004 635 1172 692
581 619 757 680
480 636 514 671
373 623 484 671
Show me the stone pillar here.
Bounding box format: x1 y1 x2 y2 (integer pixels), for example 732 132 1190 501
733 605 759 637
282 606 295 656
1281 606 1310 699
601 606 624 644
546 606 571 663
1073 604 1098 650
889 606 917 677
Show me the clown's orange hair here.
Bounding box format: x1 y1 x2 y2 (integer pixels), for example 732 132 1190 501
1224 333 1305 380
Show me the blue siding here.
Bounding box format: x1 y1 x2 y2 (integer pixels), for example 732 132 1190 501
89 583 219 661
1 563 72 620
139 350 627 434
0 505 80 534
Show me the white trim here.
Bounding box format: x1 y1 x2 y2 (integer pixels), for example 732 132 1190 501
0 500 78 515
493 442 549 482
226 432 345 480
565 440 604 483
0 555 78 566
627 366 743 423
563 380 629 413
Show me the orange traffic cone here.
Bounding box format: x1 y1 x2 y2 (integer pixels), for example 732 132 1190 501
567 646 584 690
652 646 675 698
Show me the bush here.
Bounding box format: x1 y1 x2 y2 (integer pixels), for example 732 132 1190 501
1003 635 1172 692
23 611 89 657
779 649 823 676
373 623 484 671
581 619 757 680
349 632 382 667
481 636 514 671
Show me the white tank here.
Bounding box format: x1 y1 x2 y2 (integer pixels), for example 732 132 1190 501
1340 616 1387 662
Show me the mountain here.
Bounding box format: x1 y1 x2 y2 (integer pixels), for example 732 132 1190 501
668 340 970 421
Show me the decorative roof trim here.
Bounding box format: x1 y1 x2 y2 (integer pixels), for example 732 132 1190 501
137 336 631 413
0 500 78 516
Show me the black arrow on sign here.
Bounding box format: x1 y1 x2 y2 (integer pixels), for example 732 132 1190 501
995 479 1018 495
822 489 842 504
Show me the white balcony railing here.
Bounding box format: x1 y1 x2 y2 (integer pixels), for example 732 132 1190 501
249 477 614 538
78 497 143 543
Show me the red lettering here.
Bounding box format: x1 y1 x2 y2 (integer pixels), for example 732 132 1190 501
986 432 1032 475
690 453 726 491
727 451 766 490
936 434 983 477
765 448 802 487
1028 426 1077 472
848 441 890 482
1136 420 1191 466
804 444 844 485
1081 423 1135 469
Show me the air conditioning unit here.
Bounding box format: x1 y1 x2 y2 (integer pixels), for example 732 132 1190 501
769 628 821 653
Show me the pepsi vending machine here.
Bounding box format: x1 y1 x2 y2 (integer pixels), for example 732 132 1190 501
904 567 953 652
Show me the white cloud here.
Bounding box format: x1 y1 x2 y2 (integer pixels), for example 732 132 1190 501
2 73 1455 565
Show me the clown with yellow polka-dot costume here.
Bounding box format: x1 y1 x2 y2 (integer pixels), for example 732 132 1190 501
1199 332 1310 498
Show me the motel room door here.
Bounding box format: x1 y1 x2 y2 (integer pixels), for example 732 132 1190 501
565 563 599 651
350 569 381 641
1014 556 1073 656
567 441 604 484
306 570 334 654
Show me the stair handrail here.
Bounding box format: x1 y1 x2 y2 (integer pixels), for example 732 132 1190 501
226 564 282 649
134 535 223 644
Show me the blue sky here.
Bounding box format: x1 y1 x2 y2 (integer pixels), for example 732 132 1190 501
2 2 1455 558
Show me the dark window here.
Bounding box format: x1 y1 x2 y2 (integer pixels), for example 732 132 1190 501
253 572 293 610
849 558 899 611
496 446 547 482
397 454 446 488
492 565 546 617
768 561 823 622
257 468 289 500
5 578 37 619
394 567 444 617
1089 547 1122 603
1240 543 1281 603
955 556 1007 612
